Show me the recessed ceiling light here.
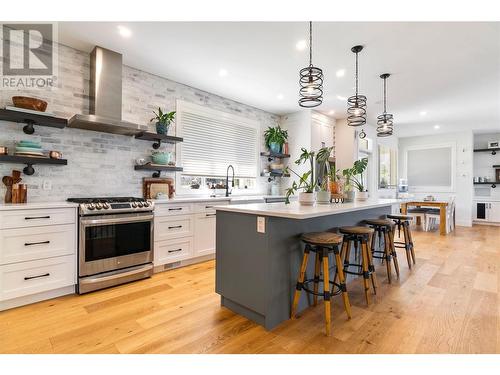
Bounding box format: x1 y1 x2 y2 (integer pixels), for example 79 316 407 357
420 110 428 116
117 25 132 38
328 110 335 115
336 95 347 101
296 40 307 51
277 94 284 100
218 68 228 77
434 124 440 129
336 69 345 77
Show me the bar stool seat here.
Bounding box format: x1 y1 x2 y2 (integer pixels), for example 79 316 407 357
364 218 395 227
387 214 413 221
339 226 374 235
291 231 352 336
301 232 343 246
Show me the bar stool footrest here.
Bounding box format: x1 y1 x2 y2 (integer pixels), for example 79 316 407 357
301 278 344 297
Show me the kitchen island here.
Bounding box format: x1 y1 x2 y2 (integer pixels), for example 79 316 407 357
215 198 398 330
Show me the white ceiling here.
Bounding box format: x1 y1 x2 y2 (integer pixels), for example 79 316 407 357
58 22 500 135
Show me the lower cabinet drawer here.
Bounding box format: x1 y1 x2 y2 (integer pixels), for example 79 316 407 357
0 208 76 229
155 237 193 265
0 224 76 265
154 215 193 241
0 255 76 301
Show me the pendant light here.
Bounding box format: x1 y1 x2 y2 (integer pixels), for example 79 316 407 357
376 73 394 137
299 21 323 108
347 45 367 126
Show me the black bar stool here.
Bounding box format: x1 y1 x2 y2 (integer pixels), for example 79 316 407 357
364 218 400 283
338 226 377 305
387 214 416 269
291 231 352 336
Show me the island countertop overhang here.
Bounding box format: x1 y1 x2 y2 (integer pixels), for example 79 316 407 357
214 198 399 220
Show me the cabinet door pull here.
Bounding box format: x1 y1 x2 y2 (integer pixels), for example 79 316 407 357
168 225 182 229
25 216 51 220
24 240 50 246
206 213 216 217
168 248 183 253
205 205 214 209
24 273 50 280
168 208 183 211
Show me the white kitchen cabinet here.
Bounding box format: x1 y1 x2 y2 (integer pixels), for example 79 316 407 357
488 202 500 222
0 207 77 310
155 237 193 265
154 214 194 241
193 212 217 257
311 117 334 150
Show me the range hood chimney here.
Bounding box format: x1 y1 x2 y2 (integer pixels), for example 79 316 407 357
68 46 146 135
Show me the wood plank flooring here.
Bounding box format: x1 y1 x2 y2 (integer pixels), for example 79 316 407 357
1 225 499 354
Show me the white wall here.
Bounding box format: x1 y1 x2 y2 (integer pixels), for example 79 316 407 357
398 131 474 226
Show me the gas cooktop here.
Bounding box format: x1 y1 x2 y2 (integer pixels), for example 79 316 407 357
67 197 154 215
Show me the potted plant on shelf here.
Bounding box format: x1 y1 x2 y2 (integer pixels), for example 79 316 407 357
151 107 176 135
315 146 334 204
342 157 369 201
264 125 288 154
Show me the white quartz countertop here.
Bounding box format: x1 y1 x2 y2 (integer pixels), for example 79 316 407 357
152 195 288 204
0 202 79 211
215 198 400 219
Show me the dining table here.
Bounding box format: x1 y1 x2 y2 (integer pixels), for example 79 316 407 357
400 200 450 235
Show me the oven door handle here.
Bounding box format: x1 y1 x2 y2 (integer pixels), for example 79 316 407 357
80 214 154 226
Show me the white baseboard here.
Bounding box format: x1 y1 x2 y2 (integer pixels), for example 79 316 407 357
0 285 75 311
473 221 500 226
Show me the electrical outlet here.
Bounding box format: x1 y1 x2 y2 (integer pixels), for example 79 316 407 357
42 180 52 190
257 216 265 233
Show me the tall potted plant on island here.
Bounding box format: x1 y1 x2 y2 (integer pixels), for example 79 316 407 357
264 125 288 154
315 146 334 204
151 107 176 135
342 157 369 201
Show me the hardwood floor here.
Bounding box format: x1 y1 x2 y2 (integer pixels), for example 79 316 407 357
1 225 499 354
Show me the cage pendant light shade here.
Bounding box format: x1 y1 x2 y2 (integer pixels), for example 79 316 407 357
347 45 367 126
376 73 394 137
299 21 323 108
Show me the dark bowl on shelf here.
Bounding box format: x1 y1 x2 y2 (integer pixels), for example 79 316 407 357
12 96 48 112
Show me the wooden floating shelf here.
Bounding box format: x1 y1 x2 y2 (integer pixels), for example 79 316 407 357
260 151 290 159
473 181 498 188
260 172 290 177
135 164 183 178
0 155 67 175
0 108 67 135
135 132 183 149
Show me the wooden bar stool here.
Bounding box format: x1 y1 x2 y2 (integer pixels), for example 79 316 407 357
387 214 416 269
364 219 400 283
291 231 352 336
338 226 377 305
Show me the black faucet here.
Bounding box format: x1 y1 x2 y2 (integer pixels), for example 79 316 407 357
225 165 235 197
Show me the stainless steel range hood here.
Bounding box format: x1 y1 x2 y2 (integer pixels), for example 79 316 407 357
68 46 147 136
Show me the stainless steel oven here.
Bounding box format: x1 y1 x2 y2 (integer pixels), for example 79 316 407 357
68 197 154 294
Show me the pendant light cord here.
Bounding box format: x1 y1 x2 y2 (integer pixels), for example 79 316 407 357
383 76 387 114
309 21 313 67
355 51 359 96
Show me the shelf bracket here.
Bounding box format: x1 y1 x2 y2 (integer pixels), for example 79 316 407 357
23 164 35 175
152 140 161 150
152 170 161 178
492 151 497 156
22 120 36 135
492 183 497 188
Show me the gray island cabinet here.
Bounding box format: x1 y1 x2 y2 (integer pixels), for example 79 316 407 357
215 199 398 330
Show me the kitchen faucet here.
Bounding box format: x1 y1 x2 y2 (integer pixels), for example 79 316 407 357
225 165 235 197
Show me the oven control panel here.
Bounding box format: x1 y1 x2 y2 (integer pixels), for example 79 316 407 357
80 200 154 215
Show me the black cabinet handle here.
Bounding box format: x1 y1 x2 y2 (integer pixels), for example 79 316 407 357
206 213 216 217
168 248 183 253
25 216 50 220
24 273 50 280
205 205 214 209
168 208 183 211
168 225 182 229
24 240 50 246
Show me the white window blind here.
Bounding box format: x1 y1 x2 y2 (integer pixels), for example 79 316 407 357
178 102 258 178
